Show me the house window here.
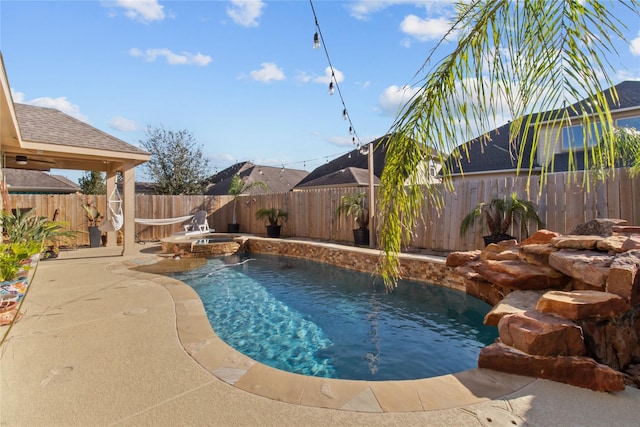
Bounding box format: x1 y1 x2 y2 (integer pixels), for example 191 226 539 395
562 122 602 151
617 116 640 131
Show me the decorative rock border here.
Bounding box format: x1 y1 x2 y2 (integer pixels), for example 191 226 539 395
448 219 640 391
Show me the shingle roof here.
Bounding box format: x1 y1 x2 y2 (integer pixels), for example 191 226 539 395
204 163 308 195
295 135 390 188
3 168 80 193
447 121 538 174
449 80 640 175
296 167 380 189
14 103 148 155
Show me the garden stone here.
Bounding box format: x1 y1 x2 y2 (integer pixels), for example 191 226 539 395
484 290 545 326
518 243 558 266
498 311 586 356
521 229 561 245
548 250 613 288
569 218 627 236
536 290 630 320
597 235 629 253
478 342 625 392
551 235 602 250
621 235 640 251
445 250 480 267
607 250 640 305
473 259 570 290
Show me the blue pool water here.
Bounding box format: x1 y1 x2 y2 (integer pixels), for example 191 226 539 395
170 253 497 381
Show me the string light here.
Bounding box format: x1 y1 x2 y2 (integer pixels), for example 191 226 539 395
310 0 362 147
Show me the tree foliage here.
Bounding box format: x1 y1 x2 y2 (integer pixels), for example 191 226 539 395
78 171 105 195
591 126 640 179
378 0 640 288
228 174 267 224
139 126 211 195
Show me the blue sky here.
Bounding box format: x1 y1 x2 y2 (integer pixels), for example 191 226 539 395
2 0 639 183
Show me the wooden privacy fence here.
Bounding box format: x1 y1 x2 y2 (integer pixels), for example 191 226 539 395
7 169 640 251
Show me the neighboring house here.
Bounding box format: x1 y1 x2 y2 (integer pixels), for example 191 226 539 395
295 134 442 190
3 168 80 193
448 80 640 179
204 162 309 195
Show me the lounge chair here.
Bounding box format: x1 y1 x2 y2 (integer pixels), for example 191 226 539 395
183 210 212 234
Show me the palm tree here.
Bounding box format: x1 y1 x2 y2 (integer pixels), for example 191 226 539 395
228 175 267 226
377 0 639 287
460 193 544 245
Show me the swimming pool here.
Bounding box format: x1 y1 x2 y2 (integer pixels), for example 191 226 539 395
170 253 497 381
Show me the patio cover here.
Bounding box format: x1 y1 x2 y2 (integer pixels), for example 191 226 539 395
0 52 150 255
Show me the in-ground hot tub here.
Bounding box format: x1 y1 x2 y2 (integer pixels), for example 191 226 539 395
161 233 247 257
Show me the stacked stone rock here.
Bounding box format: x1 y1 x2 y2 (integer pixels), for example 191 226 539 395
446 219 640 392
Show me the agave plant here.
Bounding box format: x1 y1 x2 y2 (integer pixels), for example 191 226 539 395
460 193 544 241
1 208 78 254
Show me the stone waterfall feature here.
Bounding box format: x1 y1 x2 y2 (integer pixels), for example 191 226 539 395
447 219 640 392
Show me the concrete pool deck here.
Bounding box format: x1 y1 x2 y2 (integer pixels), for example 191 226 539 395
2 242 640 426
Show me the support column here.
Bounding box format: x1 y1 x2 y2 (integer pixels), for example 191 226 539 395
368 141 375 249
121 161 137 256
104 168 118 248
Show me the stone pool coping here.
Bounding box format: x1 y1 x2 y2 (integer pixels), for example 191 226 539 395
120 236 535 413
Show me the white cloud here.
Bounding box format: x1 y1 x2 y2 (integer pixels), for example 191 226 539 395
631 32 640 56
26 96 89 122
348 1 450 20
313 66 344 85
109 116 138 132
227 0 266 27
129 48 212 66
110 0 165 23
378 84 421 116
400 15 451 42
249 62 285 82
10 88 24 103
295 70 312 84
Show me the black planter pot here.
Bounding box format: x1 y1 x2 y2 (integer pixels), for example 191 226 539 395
227 223 240 233
353 228 370 247
483 233 515 246
89 226 102 248
266 225 281 238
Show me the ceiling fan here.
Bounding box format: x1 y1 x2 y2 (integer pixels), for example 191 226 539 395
8 155 57 169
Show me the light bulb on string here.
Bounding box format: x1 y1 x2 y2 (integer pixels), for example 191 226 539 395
313 32 320 49
328 81 334 95
359 144 370 156
349 126 353 135
342 109 348 120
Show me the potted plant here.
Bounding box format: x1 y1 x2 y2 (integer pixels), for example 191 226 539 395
82 203 102 247
336 191 369 246
227 175 267 233
460 192 544 246
255 208 288 238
